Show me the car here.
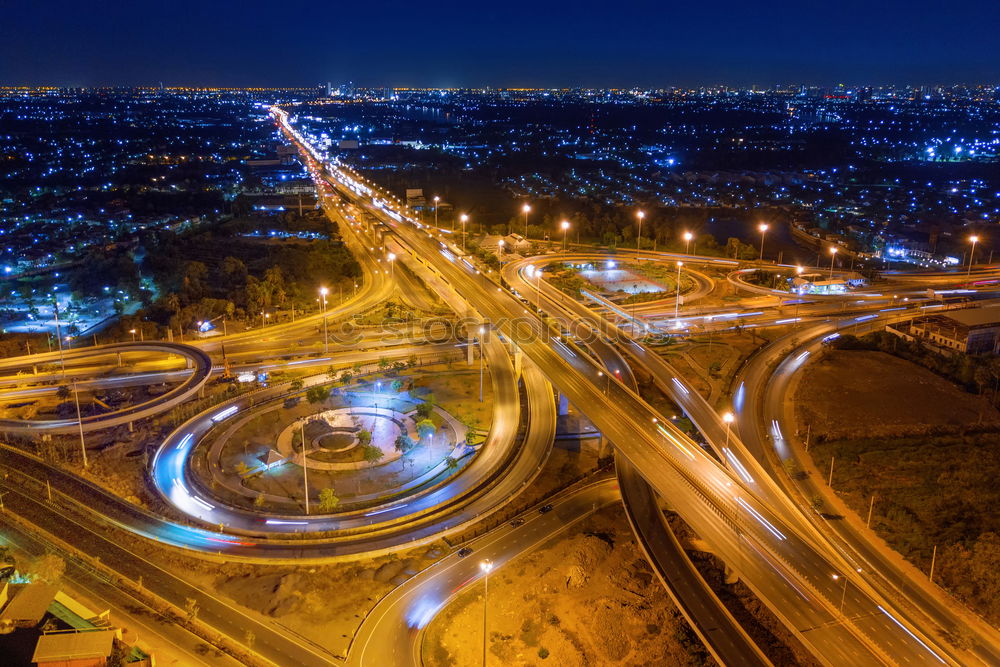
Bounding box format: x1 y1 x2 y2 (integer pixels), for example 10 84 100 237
457 547 473 557
510 517 525 527
538 504 553 514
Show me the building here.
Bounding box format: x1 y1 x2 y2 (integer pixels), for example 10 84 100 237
909 306 1000 354
32 629 118 667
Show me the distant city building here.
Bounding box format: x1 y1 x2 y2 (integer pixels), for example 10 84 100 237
405 188 427 210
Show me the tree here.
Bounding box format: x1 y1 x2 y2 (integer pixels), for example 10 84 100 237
28 553 65 583
391 379 403 393
339 371 353 384
253 492 265 508
445 456 459 470
290 378 305 392
378 356 390 370
318 487 339 513
357 429 372 447
417 419 436 440
235 461 251 477
306 386 330 405
56 385 71 401
415 401 434 420
184 597 200 621
395 434 416 452
363 444 384 465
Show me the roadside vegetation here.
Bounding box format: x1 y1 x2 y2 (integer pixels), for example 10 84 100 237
796 346 1000 625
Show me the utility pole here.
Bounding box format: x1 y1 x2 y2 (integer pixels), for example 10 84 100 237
929 544 937 583
828 455 834 487
866 495 875 528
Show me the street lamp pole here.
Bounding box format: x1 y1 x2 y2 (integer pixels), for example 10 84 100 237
461 214 469 252
684 231 693 255
674 261 683 323
522 203 531 238
433 196 440 228
73 381 88 468
388 252 396 279
560 220 570 251
723 411 734 448
968 235 979 278
319 287 329 354
480 559 493 666
478 326 485 403
301 421 310 515
758 223 769 261
829 247 838 279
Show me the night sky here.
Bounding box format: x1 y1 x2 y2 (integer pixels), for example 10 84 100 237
2 0 998 87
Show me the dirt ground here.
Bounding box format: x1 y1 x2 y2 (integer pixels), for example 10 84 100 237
795 350 1000 439
423 504 712 667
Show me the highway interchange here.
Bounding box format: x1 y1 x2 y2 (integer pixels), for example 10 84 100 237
0 106 999 666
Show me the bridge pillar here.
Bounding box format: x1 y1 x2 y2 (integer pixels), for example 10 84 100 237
597 432 614 459
116 352 123 367
186 357 193 370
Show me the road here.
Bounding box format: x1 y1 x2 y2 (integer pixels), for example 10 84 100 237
349 477 620 667
737 317 1000 666
0 483 339 667
288 118 961 665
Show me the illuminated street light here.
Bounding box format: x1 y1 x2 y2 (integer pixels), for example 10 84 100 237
387 252 396 279
129 328 137 342
480 559 494 667
319 287 329 353
968 235 979 278
461 213 469 251
522 203 531 238
683 231 694 254
829 246 838 279
758 223 769 261
636 210 645 260
723 411 734 447
433 195 440 228
560 220 570 251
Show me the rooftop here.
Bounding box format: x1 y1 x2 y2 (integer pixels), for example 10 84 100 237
32 629 116 663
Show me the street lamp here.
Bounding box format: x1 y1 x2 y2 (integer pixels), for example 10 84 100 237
129 329 137 342
480 559 493 667
460 213 469 251
758 223 769 261
387 252 396 279
968 235 979 278
829 247 838 279
433 195 440 228
522 203 531 238
319 287 329 353
683 231 693 254
636 210 645 259
723 411 734 447
560 220 570 251
674 261 684 322
497 239 504 265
